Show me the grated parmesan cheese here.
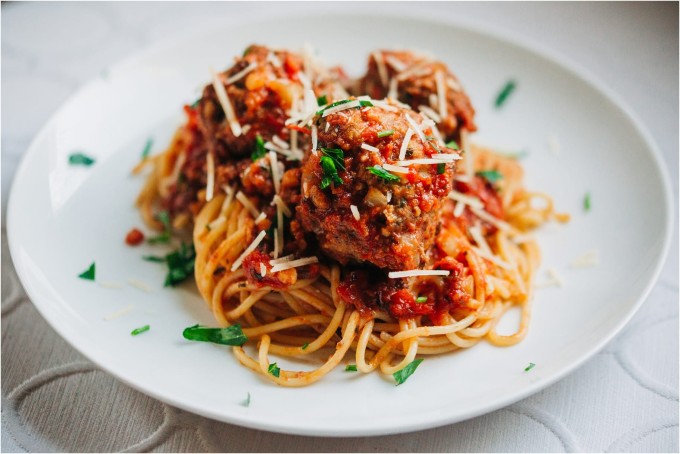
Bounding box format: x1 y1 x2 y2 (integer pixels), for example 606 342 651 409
205 152 215 202
270 254 295 266
260 263 267 277
418 105 442 123
570 250 600 268
389 270 450 278
225 62 257 85
322 100 362 117
270 256 319 273
372 51 389 87
128 279 152 293
453 201 465 218
254 212 267 224
272 135 290 150
311 125 318 154
446 77 461 92
405 114 426 144
104 305 134 321
449 190 484 209
231 230 267 272
236 191 259 218
361 143 380 153
98 281 123 289
435 71 448 119
271 195 292 217
396 157 459 166
384 55 406 72
212 69 242 137
350 205 360 221
398 128 415 160
382 163 410 174
269 151 281 194
472 247 512 270
386 191 392 203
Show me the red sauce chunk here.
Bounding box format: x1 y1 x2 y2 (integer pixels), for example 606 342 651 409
242 249 319 290
125 228 145 246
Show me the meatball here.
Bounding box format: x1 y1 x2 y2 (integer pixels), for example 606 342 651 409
165 44 346 220
296 98 459 270
356 50 476 143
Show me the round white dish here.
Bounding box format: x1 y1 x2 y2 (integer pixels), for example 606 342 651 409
7 12 672 436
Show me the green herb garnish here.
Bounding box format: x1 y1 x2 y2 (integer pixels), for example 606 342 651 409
243 392 251 407
317 95 328 106
190 98 201 109
141 138 153 160
495 80 517 108
142 255 165 263
415 296 427 303
524 362 536 372
316 98 372 116
268 362 281 378
393 358 423 385
183 324 248 346
301 343 309 350
377 129 395 138
367 166 400 182
68 153 95 166
147 211 172 245
252 134 267 161
345 364 358 372
437 163 446 175
131 325 150 336
446 140 459 150
163 242 196 287
78 262 96 281
320 156 343 189
476 170 503 184
584 193 591 212
320 147 345 170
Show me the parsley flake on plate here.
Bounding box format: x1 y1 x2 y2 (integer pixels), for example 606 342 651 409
78 262 96 281
393 358 423 385
182 324 248 346
68 153 95 166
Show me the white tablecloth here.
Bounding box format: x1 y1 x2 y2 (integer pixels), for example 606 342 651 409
2 2 678 452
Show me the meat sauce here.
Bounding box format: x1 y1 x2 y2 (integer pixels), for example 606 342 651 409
336 255 472 321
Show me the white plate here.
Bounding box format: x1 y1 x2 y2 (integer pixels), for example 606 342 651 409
7 11 673 437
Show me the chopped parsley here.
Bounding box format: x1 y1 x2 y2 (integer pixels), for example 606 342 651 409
68 153 95 166
345 364 358 372
367 166 400 182
243 392 251 407
415 296 427 303
131 325 150 336
320 156 343 189
317 94 328 106
140 138 153 160
147 211 172 245
437 163 446 175
495 80 517 108
446 140 459 150
78 262 96 281
190 98 201 109
393 358 423 385
320 147 345 170
584 193 591 212
251 134 267 161
142 255 165 263
377 129 395 138
301 343 309 350
183 324 248 346
268 362 281 378
163 242 196 287
476 170 503 184
524 362 536 372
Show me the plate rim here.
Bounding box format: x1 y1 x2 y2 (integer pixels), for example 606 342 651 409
6 7 675 437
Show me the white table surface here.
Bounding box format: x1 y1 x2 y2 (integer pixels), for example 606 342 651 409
1 2 677 452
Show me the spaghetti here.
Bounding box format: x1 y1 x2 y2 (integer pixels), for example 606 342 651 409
135 45 568 386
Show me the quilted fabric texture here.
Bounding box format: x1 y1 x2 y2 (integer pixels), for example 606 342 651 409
2 2 678 452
